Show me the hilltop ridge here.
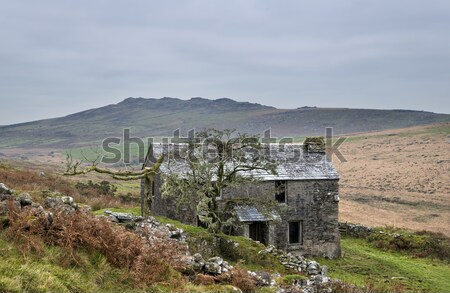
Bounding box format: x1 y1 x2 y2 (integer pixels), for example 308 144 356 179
0 97 448 148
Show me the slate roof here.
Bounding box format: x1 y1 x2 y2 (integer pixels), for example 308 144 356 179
145 143 339 181
234 206 280 222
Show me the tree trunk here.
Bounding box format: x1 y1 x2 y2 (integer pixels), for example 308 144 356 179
208 191 222 234
141 176 153 216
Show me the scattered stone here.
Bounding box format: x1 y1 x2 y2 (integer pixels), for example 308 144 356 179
190 253 235 276
104 210 133 223
307 261 319 275
192 253 205 271
0 183 13 195
45 197 64 209
0 192 13 201
204 261 222 275
0 201 8 216
108 215 119 223
193 253 204 262
170 228 184 240
17 193 33 207
61 196 74 206
255 272 272 286
208 256 224 266
44 196 77 213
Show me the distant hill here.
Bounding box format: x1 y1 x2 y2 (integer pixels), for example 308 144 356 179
0 97 449 148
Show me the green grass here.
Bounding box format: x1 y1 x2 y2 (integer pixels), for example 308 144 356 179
318 237 450 292
281 274 308 285
6 202 448 292
91 207 450 292
0 236 142 293
114 181 141 195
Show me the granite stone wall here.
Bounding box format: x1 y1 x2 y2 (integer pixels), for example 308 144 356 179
221 179 340 258
151 174 198 226
151 176 341 258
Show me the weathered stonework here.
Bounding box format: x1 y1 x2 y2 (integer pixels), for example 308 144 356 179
150 176 340 258
145 143 341 259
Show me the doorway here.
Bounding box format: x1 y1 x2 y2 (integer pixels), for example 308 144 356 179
249 222 267 245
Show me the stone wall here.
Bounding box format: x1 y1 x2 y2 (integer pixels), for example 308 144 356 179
287 179 340 258
222 179 341 258
151 177 341 258
152 174 198 226
339 222 374 238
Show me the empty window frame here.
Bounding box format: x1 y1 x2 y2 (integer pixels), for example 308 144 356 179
275 180 287 203
289 221 303 244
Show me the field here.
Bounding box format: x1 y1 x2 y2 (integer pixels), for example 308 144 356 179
335 123 450 236
1 124 450 292
1 122 449 237
319 237 450 292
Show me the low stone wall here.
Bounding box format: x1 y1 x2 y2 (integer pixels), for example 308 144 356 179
339 222 374 238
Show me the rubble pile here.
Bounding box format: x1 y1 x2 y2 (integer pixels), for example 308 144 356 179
259 245 334 292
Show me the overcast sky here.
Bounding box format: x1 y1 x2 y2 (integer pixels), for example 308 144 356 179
1 0 449 125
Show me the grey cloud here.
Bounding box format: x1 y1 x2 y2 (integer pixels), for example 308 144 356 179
0 0 449 124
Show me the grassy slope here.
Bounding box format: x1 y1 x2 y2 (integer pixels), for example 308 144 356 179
3 202 450 292
93 208 285 273
343 122 450 143
0 237 137 293
94 207 450 292
0 235 243 293
318 237 450 292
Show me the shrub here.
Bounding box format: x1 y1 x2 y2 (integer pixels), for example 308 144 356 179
118 192 139 203
0 166 77 197
366 228 450 261
1 202 186 287
194 274 216 285
230 265 256 293
75 180 118 196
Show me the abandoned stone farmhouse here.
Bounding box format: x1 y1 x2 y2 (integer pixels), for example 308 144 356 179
142 141 341 259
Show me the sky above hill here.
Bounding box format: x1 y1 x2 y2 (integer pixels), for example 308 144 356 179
0 0 449 125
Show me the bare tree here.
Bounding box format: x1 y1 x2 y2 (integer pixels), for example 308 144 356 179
64 147 163 216
161 129 279 234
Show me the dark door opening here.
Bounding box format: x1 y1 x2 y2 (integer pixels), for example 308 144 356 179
249 222 267 245
289 221 303 244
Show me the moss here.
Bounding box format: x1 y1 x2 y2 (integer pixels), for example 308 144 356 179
281 274 308 285
156 216 285 273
